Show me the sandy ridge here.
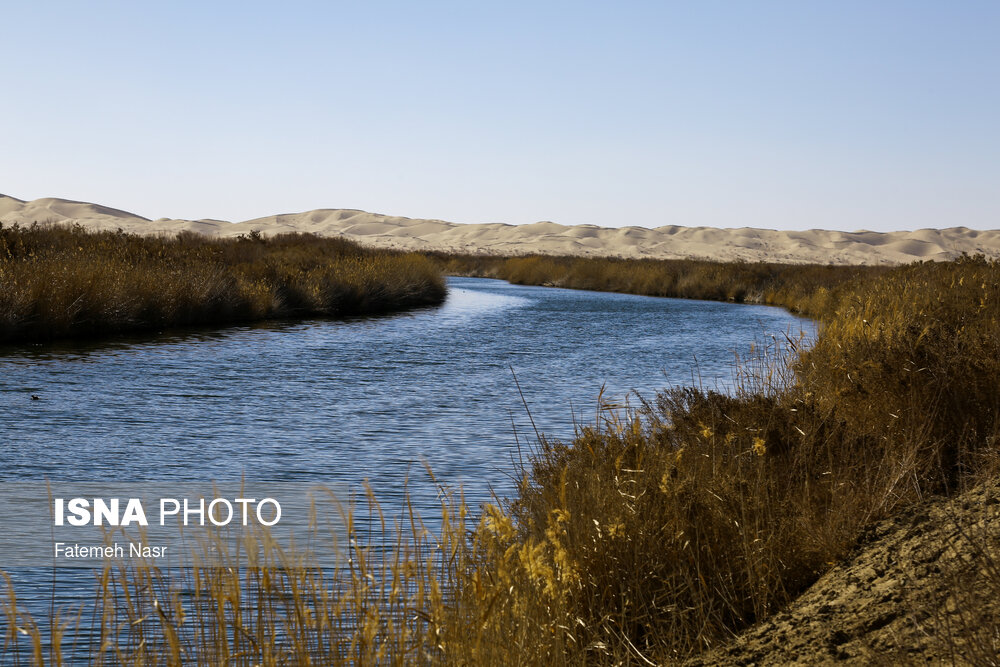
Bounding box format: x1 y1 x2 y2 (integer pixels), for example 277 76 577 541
2 193 999 265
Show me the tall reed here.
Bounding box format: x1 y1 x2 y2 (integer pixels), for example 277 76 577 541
432 252 888 317
0 223 446 344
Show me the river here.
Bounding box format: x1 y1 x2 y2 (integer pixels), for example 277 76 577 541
0 277 813 652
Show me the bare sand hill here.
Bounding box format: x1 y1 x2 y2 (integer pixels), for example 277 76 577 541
2 193 999 265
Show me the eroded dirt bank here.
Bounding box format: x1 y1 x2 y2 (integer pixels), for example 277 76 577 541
686 481 1000 665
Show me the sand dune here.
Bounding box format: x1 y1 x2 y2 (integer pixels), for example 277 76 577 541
2 192 998 265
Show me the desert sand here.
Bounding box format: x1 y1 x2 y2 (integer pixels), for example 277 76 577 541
2 193 998 265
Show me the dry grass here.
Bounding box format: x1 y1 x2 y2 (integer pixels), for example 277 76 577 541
2 255 999 664
0 223 446 344
489 255 1000 662
1 485 473 665
432 252 887 316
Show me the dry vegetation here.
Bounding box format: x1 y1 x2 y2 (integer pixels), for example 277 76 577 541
432 252 890 315
494 257 1000 663
3 252 999 664
0 223 446 344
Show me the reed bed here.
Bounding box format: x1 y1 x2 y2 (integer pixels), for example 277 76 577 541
0 223 446 344
432 252 889 316
3 254 999 664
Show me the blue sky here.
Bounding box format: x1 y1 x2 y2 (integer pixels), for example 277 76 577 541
1 1 997 231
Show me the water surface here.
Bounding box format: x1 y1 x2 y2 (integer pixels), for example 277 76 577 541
1 277 814 511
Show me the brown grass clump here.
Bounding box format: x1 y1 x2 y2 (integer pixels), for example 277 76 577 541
0 223 446 344
2 255 999 664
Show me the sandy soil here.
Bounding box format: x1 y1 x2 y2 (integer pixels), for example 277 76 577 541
685 480 1000 665
3 193 999 265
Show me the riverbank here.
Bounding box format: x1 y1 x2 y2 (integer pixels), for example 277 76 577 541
431 254 1000 663
685 478 1000 664
0 223 446 344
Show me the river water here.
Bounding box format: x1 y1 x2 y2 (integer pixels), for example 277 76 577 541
0 277 813 650
1 277 812 505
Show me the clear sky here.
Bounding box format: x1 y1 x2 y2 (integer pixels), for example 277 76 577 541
1 1 997 231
